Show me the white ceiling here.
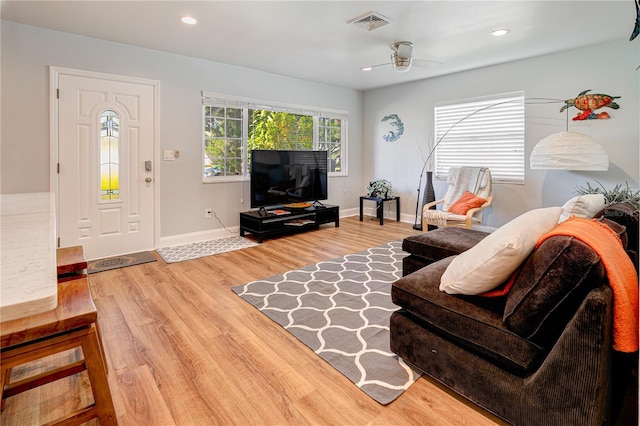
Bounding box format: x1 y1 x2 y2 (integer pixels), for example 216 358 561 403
1 1 634 91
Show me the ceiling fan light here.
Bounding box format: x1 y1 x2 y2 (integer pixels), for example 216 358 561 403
391 52 412 72
393 64 412 73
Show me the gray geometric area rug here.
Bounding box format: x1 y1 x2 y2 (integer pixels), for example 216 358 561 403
157 235 259 263
232 240 422 405
87 251 157 274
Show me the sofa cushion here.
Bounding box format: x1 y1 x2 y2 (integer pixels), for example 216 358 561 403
503 236 605 346
597 202 639 269
440 207 562 295
402 227 489 262
392 257 545 374
402 256 430 277
596 217 627 249
558 193 605 223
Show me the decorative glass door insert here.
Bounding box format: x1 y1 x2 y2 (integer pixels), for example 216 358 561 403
99 110 120 200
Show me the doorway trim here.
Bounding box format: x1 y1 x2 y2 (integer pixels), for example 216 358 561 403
49 66 161 252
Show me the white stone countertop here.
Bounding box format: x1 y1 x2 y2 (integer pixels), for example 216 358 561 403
1 192 58 322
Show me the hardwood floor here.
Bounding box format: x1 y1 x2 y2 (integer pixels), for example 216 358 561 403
1 217 506 425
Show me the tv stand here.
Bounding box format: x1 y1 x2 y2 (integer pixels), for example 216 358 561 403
239 204 339 243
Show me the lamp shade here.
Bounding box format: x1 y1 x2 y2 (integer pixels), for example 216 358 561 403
530 131 609 171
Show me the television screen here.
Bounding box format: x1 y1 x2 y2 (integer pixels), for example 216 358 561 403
250 150 328 208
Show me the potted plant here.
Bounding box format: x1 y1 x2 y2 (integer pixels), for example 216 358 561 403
366 179 394 199
575 180 640 208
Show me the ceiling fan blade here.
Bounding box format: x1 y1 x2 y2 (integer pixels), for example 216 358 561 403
413 59 442 65
361 62 391 71
412 59 443 69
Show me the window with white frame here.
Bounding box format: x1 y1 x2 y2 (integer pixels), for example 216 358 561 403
202 92 348 181
434 92 525 184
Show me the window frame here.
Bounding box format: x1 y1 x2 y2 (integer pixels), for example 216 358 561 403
433 91 525 184
202 91 348 183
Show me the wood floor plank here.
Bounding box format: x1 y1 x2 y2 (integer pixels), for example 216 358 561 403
1 217 508 425
95 296 149 372
113 365 175 426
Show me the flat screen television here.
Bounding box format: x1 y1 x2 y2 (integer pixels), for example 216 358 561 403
250 150 328 208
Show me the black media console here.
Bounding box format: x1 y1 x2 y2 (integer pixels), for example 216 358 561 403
239 204 339 243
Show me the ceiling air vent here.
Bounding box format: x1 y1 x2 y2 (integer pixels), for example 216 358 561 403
348 12 390 31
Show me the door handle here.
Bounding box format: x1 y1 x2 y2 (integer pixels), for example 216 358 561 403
145 177 152 183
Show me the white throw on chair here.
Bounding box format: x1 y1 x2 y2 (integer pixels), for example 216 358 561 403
422 167 493 231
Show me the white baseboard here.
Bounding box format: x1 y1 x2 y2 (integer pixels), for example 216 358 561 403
159 227 240 248
340 207 359 217
158 208 415 249
344 207 414 225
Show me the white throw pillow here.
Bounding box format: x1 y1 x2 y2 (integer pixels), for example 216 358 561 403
440 206 562 295
558 193 605 223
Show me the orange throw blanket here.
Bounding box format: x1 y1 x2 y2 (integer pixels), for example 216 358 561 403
537 217 639 353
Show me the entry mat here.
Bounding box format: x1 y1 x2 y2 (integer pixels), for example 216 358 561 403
87 251 157 274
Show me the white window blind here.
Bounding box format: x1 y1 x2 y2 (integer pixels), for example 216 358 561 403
434 92 525 184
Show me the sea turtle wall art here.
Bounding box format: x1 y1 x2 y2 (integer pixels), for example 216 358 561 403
560 89 621 121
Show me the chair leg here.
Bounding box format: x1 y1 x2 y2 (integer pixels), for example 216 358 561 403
81 325 117 426
0 365 9 410
95 319 109 374
1 327 117 424
84 277 109 374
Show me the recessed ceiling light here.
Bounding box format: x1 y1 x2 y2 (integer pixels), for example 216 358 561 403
491 28 510 37
361 66 372 72
181 16 197 25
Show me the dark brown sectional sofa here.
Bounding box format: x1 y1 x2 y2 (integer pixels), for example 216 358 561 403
391 203 638 425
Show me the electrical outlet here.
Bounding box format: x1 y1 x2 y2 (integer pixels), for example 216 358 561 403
205 209 213 219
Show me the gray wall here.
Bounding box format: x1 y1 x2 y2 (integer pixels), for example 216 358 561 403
363 39 639 228
3 20 638 242
1 21 363 240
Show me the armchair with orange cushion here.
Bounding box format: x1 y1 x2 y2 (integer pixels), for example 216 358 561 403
422 166 493 231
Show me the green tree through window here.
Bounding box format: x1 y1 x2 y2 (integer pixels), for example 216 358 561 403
248 110 313 151
204 106 243 176
202 94 347 179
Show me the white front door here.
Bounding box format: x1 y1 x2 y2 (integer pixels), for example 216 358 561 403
53 68 158 260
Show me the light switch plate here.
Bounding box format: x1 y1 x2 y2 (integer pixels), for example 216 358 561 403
164 150 175 160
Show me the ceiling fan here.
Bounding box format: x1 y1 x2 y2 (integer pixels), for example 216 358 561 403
362 41 441 73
